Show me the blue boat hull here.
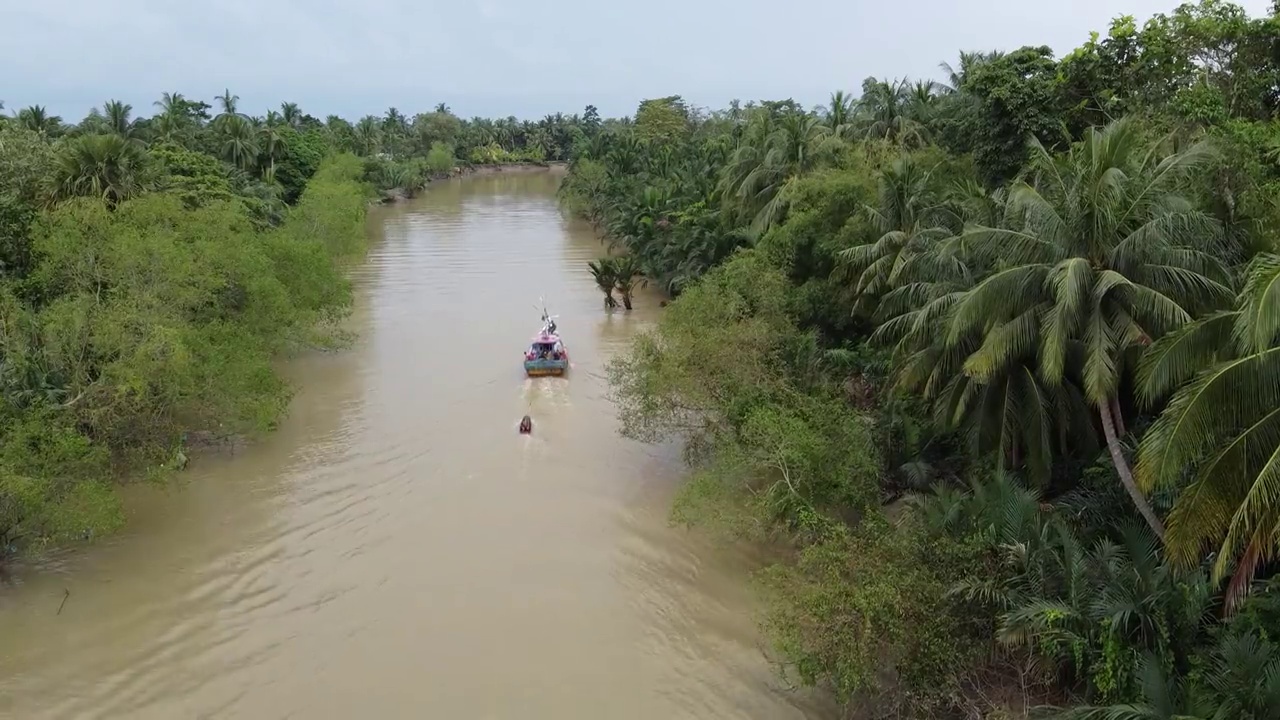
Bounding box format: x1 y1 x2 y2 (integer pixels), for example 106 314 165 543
524 359 568 377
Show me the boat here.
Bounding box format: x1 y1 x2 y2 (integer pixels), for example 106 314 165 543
524 303 569 377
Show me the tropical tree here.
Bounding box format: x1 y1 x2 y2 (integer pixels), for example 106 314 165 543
354 115 381 156
611 254 646 310
280 102 302 128
937 118 1232 538
824 90 856 139
1136 252 1280 608
839 154 958 301
101 100 141 141
46 133 149 208
213 89 242 129
217 115 260 170
719 109 836 233
588 258 618 308
216 90 236 114
258 112 288 181
856 78 928 146
15 105 62 137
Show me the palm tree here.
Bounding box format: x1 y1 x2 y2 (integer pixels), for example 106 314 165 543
280 102 302 128
152 92 192 142
856 78 927 146
718 109 835 233
839 155 959 300
102 100 140 141
218 115 260 170
824 90 855 139
16 105 63 137
611 255 646 310
588 258 618 308
154 91 185 117
215 89 239 118
47 133 149 208
939 118 1231 538
1136 252 1280 608
937 50 1003 94
258 111 288 181
355 115 381 156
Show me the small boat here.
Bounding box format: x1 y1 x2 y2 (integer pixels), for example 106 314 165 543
524 304 569 377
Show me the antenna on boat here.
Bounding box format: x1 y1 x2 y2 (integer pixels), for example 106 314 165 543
534 295 558 335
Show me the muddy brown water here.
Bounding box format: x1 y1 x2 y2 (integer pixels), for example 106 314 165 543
0 169 830 719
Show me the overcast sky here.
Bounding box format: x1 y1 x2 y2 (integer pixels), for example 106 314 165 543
3 0 1273 122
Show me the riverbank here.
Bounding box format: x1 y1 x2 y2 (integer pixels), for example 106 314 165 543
0 154 373 563
374 161 567 204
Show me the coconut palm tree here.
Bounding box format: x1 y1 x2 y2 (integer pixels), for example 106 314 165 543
47 133 149 208
258 112 288 182
824 90 855 139
280 102 302 128
154 91 186 118
218 115 260 170
856 78 927 146
216 89 238 116
718 109 835 234
355 115 382 156
611 255 646 310
940 117 1231 538
588 258 618 308
212 89 244 132
15 105 63 137
1136 252 1280 608
839 155 959 300
102 100 141 141
937 50 1003 94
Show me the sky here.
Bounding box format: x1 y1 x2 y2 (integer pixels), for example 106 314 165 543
2 0 1275 123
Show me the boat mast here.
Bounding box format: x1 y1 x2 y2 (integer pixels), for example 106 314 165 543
535 296 557 336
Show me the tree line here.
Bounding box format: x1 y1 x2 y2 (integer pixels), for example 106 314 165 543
1 94 603 205
562 1 1280 717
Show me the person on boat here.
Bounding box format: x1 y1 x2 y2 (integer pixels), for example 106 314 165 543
519 415 532 434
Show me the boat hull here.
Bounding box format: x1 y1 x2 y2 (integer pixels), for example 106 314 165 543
524 359 568 377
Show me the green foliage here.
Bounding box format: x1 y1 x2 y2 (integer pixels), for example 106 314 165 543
424 141 455 174
964 46 1069 185
0 125 57 203
611 250 880 536
0 153 368 554
634 96 691 144
47 133 151 208
150 141 238 208
759 518 980 715
0 196 37 281
274 127 329 203
581 4 1280 716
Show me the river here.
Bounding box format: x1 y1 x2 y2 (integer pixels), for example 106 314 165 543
0 169 828 720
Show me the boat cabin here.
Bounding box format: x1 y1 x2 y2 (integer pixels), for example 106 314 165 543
526 334 565 361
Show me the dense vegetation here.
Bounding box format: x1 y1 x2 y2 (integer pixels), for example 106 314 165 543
562 1 1280 717
1 93 599 205
0 92 606 557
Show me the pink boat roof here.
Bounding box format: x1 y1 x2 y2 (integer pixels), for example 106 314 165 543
532 333 561 343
